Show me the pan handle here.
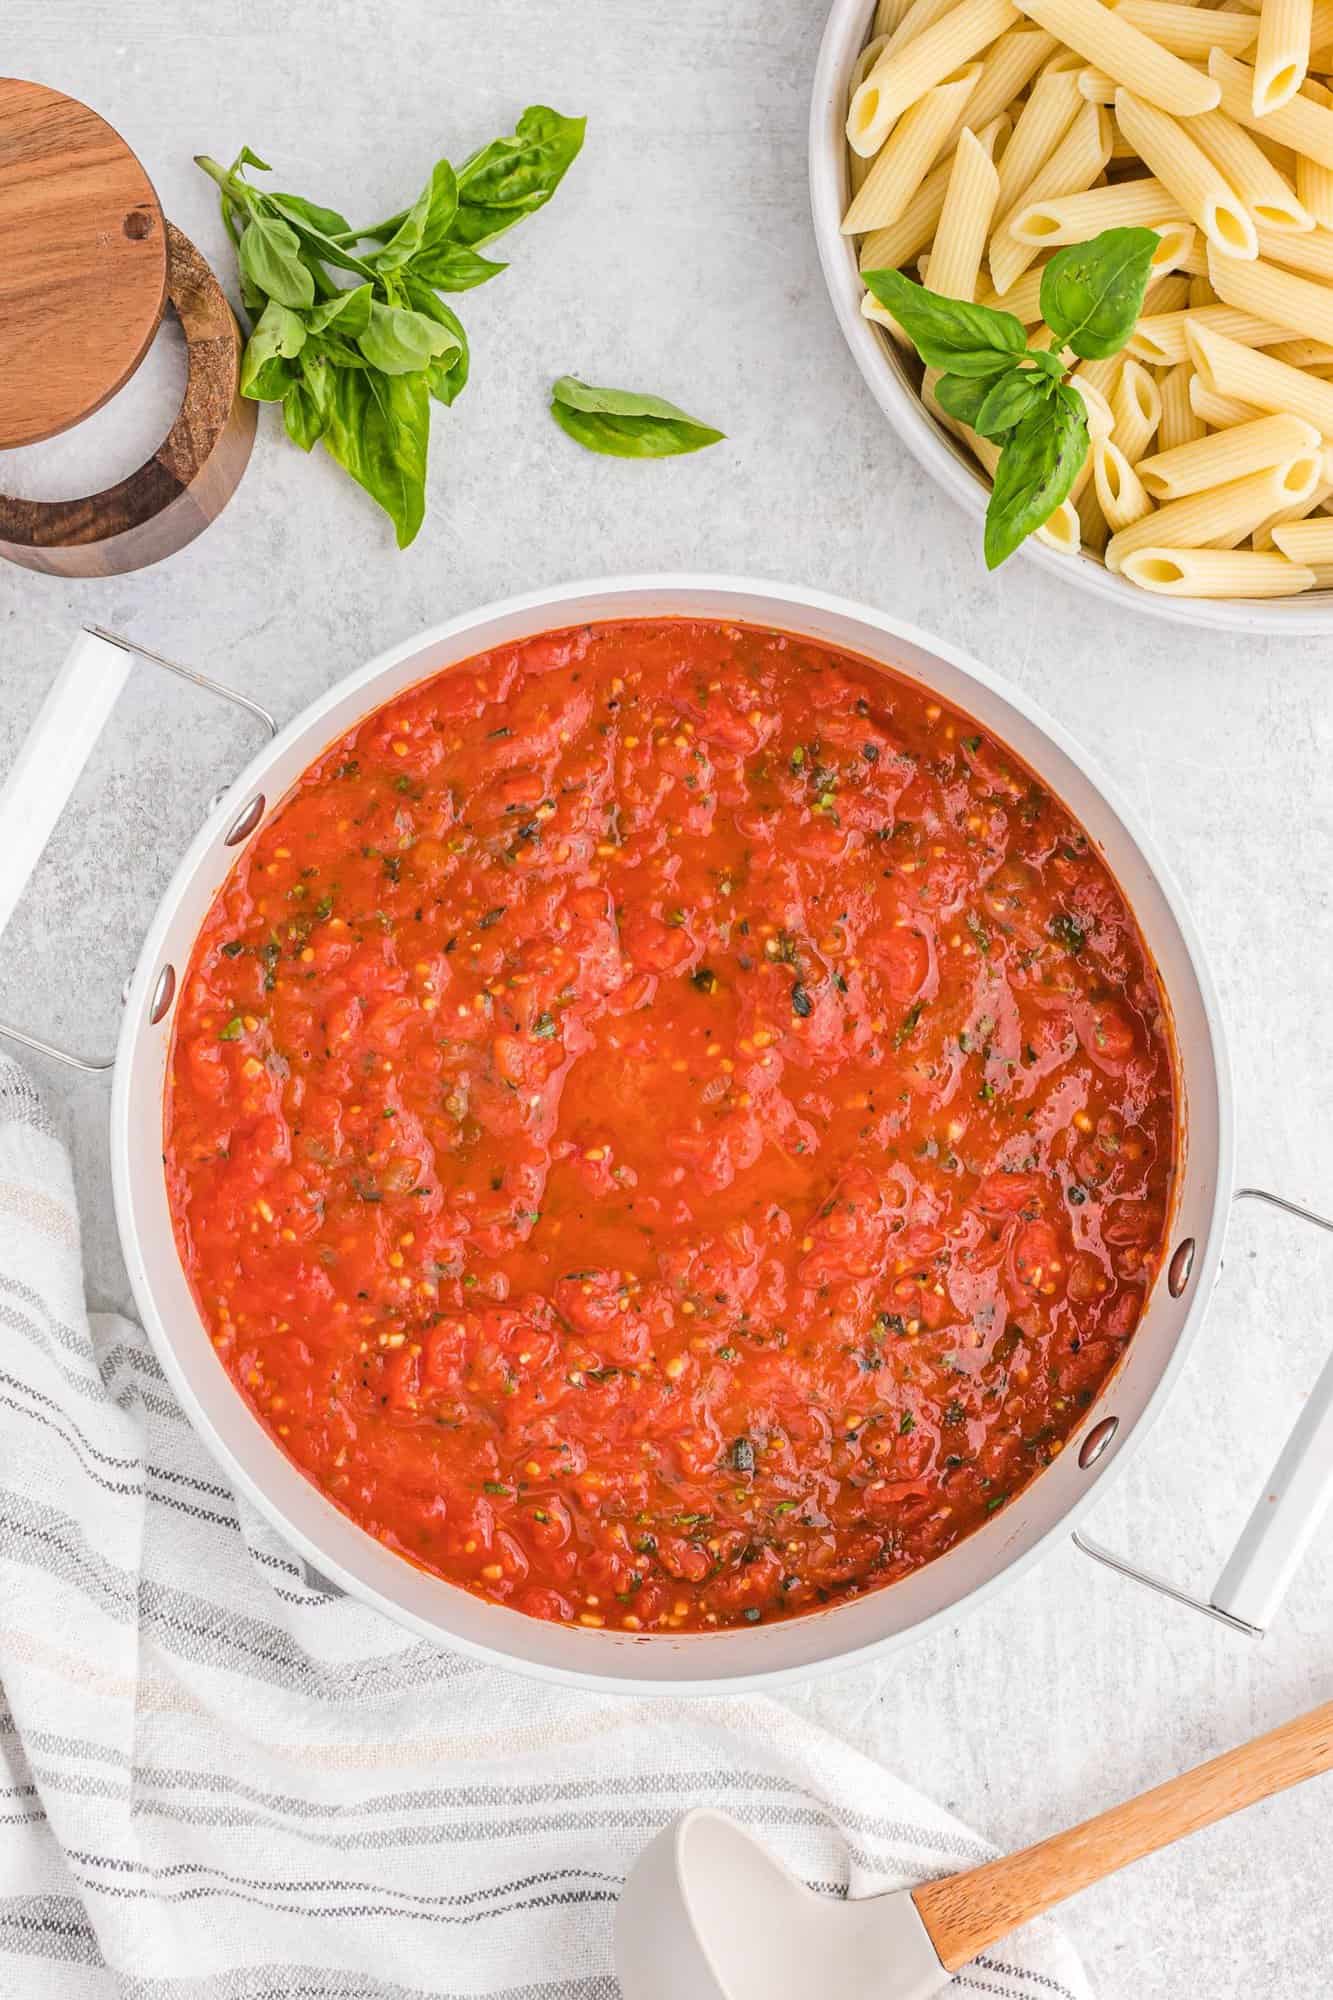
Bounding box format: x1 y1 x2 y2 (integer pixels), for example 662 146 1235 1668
0 627 276 1074
1074 1185 1333 1638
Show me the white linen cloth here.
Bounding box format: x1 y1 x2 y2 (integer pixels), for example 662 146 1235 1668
0 1056 1093 2000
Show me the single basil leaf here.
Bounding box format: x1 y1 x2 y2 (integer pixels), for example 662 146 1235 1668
308 283 374 337
240 298 308 399
319 368 430 547
933 372 993 428
1024 345 1067 380
402 277 469 404
973 367 1053 442
983 383 1088 570
238 213 314 309
375 160 459 273
357 299 460 375
406 241 507 291
550 376 724 457
1039 227 1159 360
265 194 378 280
282 362 330 450
271 191 353 237
451 105 586 247
862 268 1026 376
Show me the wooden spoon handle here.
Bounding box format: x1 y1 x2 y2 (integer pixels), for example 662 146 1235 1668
913 1699 1333 1972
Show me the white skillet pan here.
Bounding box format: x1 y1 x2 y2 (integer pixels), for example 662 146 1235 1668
2 576 1330 1691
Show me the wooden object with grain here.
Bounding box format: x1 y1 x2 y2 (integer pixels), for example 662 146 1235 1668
913 1699 1333 1971
0 77 168 448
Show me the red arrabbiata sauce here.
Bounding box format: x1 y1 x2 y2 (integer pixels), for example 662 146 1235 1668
165 621 1177 1633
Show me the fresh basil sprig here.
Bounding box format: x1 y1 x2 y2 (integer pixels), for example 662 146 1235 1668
549 377 726 457
197 107 584 547
863 227 1158 569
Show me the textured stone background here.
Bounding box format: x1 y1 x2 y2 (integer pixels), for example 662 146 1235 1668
2 2 1331 1992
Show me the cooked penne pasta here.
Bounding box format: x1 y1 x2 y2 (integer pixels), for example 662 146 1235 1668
1157 361 1207 449
1186 108 1313 233
1295 77 1333 225
1111 357 1162 459
860 154 954 268
1186 319 1333 432
1135 412 1320 494
1267 333 1333 361
1271 514 1333 556
885 0 971 58
1079 66 1118 101
989 99 1112 292
1149 220 1199 272
1009 171 1186 240
1127 303 1293 364
1076 477 1112 553
992 64 1086 218
848 0 1021 155
1071 353 1126 401
1205 241 1333 344
1188 376 1267 425
1208 51 1333 170
1252 0 1312 111
1142 273 1191 312
943 28 1058 145
1012 0 1223 112
1095 435 1156 524
1071 373 1116 439
930 126 1002 296
1253 220 1333 276
976 260 1051 317
1187 273 1218 305
1251 473 1333 540
874 0 919 36
1112 0 1259 55
1105 451 1321 566
1117 547 1317 591
842 65 981 232
1114 89 1259 257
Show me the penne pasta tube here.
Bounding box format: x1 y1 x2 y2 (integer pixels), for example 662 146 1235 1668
1105 450 1321 566
976 260 1051 318
1076 477 1111 553
1012 0 1223 112
1156 361 1207 449
1111 356 1162 460
930 126 1002 297
1251 474 1333 541
1112 0 1260 53
1186 109 1313 233
842 65 981 231
1296 78 1333 227
988 100 1112 293
1071 352 1126 400
1114 89 1259 258
1208 51 1333 171
1071 373 1116 439
1119 546 1318 591
1009 170 1187 239
941 28 1058 146
875 0 919 34
849 36 894 193
1188 376 1266 425
1206 240 1333 345
1095 435 1156 525
885 0 971 57
860 154 953 268
1267 334 1333 362
992 65 1085 218
1271 514 1333 555
1252 0 1312 112
1127 303 1295 364
1078 66 1118 101
848 0 1021 155
861 287 912 339
1149 219 1198 272
1311 0 1333 47
1135 411 1320 493
1142 272 1191 312
1187 273 1218 305
1253 220 1333 276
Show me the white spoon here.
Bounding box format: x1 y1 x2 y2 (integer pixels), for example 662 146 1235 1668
615 1698 1333 2000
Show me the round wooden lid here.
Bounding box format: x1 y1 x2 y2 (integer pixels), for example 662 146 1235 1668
0 78 168 449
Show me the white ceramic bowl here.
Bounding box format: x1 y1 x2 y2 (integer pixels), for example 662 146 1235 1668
809 0 1333 635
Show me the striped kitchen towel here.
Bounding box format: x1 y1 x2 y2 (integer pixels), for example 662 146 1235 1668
0 1056 1093 2000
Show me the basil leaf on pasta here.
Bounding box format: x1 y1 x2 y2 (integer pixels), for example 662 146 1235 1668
973 368 1054 442
984 384 1088 570
1039 227 1159 360
862 267 1026 376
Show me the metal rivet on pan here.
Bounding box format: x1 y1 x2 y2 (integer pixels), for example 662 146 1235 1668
148 964 176 1025
1078 1415 1119 1470
1168 1237 1196 1298
223 793 265 846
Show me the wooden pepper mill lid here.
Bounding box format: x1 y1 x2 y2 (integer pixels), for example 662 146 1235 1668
0 77 256 574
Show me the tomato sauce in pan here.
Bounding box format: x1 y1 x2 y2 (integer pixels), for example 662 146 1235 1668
165 621 1177 1633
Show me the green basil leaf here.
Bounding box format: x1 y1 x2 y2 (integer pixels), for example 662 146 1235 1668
973 367 1054 441
319 368 430 547
862 267 1026 376
452 105 586 247
933 373 993 428
238 214 315 309
1039 227 1159 359
239 298 308 399
401 278 469 404
307 283 374 337
265 194 378 280
375 160 459 273
984 383 1088 570
270 191 353 237
228 144 272 174
357 299 460 375
282 359 332 450
406 241 507 291
550 376 725 457
1024 345 1068 380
